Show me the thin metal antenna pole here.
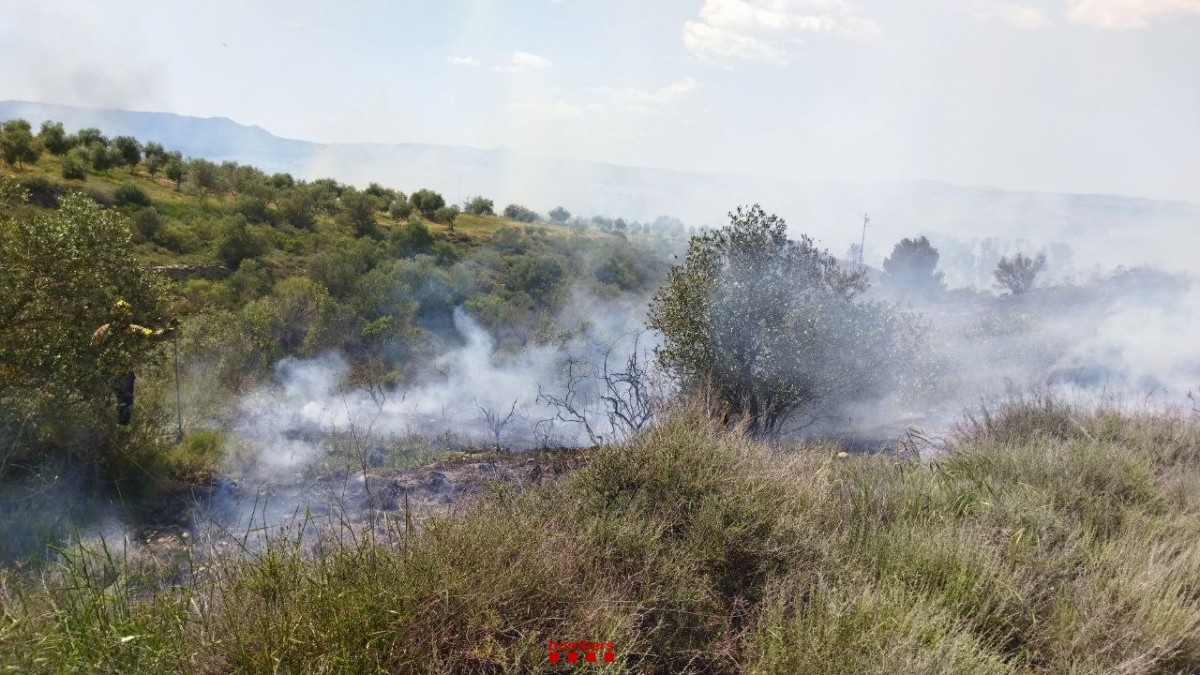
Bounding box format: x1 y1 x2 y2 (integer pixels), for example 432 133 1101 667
859 213 870 266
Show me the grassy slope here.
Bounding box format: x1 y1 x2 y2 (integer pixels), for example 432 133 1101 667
2 396 1198 673
4 156 594 269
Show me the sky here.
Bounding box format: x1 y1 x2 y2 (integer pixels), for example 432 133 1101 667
1 0 1198 201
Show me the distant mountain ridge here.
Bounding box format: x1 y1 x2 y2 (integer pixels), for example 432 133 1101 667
3 99 1197 277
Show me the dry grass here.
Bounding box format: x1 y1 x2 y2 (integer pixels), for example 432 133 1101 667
3 396 1200 673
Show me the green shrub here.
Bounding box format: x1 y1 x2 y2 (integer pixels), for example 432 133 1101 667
163 430 224 482
61 150 88 180
113 183 150 207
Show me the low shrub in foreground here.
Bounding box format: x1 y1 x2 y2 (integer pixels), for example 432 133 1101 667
2 398 1200 673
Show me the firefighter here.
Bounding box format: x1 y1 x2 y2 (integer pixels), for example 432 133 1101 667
91 300 177 425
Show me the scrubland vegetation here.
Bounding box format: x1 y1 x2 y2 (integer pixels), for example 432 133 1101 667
0 120 676 486
3 397 1200 673
3 120 1200 673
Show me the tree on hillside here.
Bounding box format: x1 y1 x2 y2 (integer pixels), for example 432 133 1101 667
0 187 171 457
61 149 88 180
142 142 166 175
363 182 396 210
185 159 220 195
465 196 495 216
278 190 317 229
74 128 106 147
87 141 116 171
388 198 413 221
216 215 269 268
409 188 445 218
164 155 186 189
993 252 1046 295
503 203 539 223
0 119 40 168
549 206 570 223
112 136 142 172
338 187 379 238
883 236 944 291
38 121 71 155
648 205 918 436
433 205 460 231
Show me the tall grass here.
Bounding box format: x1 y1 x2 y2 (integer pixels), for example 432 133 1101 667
2 396 1199 673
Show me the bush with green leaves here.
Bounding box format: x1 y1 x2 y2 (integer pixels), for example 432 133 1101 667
408 188 445 219
549 206 570 223
112 136 141 171
60 149 88 180
215 215 270 268
87 141 116 171
390 219 435 257
465 196 495 216
993 252 1046 295
113 183 150 207
0 119 40 167
432 204 459 228
883 235 944 291
38 120 71 155
337 187 379 238
503 203 540 223
0 191 171 460
129 207 162 243
649 205 919 435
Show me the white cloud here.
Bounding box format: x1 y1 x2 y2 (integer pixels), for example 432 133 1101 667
626 76 698 104
682 0 880 68
492 51 553 72
987 4 1053 29
449 55 480 67
510 99 583 119
1066 0 1200 28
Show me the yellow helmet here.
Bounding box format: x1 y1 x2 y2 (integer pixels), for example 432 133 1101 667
115 300 133 314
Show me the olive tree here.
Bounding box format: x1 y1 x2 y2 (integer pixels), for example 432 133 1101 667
503 203 539 223
0 186 170 458
409 188 445 218
648 205 918 436
549 206 571 223
465 196 494 216
0 119 39 168
883 236 944 291
38 120 72 155
112 136 142 172
993 252 1046 295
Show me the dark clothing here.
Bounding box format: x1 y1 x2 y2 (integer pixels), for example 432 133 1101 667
114 371 135 425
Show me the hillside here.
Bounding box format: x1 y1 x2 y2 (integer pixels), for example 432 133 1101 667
0 120 679 540
5 100 1199 279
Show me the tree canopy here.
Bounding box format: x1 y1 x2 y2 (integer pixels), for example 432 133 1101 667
994 252 1046 295
0 120 39 168
649 205 917 435
883 236 944 291
0 185 170 456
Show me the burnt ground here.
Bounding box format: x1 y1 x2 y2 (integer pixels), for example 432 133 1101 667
185 447 594 542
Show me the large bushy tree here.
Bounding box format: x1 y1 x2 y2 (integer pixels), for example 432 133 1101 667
503 203 539 223
549 206 570 223
409 189 445 218
993 252 1046 295
38 121 71 155
883 236 944 291
112 136 142 172
649 205 917 435
0 119 40 168
0 184 170 458
465 196 494 216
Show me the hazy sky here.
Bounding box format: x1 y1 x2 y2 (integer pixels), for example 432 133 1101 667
2 0 1198 201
